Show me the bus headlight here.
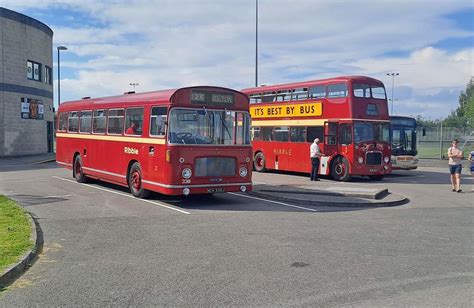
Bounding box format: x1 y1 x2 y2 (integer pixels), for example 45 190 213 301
183 188 190 195
240 185 247 192
357 156 364 164
182 168 192 179
239 167 248 177
384 157 390 163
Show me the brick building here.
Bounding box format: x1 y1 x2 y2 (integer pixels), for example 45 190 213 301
0 7 54 156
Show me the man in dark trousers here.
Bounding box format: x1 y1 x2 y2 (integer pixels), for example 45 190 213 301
310 138 322 181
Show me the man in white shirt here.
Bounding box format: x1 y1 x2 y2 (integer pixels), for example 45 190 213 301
310 138 322 181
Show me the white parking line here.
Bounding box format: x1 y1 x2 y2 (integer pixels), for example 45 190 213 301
52 176 191 215
228 192 318 212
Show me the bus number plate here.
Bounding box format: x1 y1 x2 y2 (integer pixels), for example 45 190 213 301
207 188 225 193
369 169 378 172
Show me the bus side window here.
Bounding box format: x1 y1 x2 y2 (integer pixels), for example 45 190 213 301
306 126 323 142
261 127 272 141
150 107 167 136
125 107 144 136
290 127 306 142
107 109 124 135
58 112 68 131
339 124 352 145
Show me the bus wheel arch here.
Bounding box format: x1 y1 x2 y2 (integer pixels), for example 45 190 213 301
330 155 351 182
253 151 266 172
127 161 150 199
73 152 88 183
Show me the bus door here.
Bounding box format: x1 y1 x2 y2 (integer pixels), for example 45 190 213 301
324 121 338 156
322 121 338 175
338 123 353 155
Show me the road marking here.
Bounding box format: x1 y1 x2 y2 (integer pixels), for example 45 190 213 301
228 192 318 212
52 176 191 215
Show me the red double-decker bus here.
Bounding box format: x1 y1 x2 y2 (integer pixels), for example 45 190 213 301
242 76 391 181
56 86 252 197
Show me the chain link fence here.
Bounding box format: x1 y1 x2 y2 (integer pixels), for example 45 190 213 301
417 124 474 159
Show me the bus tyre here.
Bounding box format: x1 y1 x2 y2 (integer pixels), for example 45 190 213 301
331 157 351 182
74 155 88 183
254 152 266 172
128 162 150 199
369 175 384 181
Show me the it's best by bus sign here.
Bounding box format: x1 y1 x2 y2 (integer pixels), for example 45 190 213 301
250 102 322 118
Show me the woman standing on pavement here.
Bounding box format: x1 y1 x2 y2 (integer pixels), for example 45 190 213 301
448 139 463 193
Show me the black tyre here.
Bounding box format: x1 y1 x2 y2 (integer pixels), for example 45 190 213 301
74 155 88 183
369 175 384 181
331 156 351 182
128 162 150 198
253 152 266 172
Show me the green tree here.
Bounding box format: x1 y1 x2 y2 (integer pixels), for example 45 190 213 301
445 78 474 128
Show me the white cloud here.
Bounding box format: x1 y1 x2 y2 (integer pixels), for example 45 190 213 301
4 0 473 118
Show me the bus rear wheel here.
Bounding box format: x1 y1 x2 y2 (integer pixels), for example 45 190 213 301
253 152 266 172
74 155 88 183
331 157 351 182
128 162 150 199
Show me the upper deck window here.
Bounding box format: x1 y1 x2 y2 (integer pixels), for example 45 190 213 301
353 83 386 100
274 90 291 102
292 88 308 101
249 94 262 104
327 83 348 98
262 92 275 103
309 85 326 99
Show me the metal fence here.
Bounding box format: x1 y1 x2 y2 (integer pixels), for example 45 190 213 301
417 125 474 159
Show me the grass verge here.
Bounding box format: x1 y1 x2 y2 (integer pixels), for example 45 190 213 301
0 195 33 274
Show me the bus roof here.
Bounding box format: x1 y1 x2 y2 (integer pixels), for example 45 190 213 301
58 86 246 110
242 76 384 94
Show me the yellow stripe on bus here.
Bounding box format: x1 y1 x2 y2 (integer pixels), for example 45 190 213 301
56 133 166 145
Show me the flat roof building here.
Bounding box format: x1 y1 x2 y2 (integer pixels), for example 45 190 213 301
0 7 54 156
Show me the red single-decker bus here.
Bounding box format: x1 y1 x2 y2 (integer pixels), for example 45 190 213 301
242 76 391 181
56 86 252 197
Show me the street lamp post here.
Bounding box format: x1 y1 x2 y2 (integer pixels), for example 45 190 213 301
57 46 68 105
255 0 258 87
129 83 139 91
386 72 399 115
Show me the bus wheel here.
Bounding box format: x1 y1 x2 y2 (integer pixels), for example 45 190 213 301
331 157 351 182
128 162 150 199
254 152 266 172
369 175 384 181
74 155 88 183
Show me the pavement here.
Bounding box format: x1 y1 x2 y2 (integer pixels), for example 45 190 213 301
0 153 56 167
0 160 472 306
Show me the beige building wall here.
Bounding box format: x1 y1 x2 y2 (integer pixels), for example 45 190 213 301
0 7 54 156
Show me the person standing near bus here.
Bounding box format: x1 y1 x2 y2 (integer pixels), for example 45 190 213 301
468 149 474 191
310 138 322 181
448 139 463 192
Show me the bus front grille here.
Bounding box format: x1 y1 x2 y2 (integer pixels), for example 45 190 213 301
366 152 382 165
195 157 236 177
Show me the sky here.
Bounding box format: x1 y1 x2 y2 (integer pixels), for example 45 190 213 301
3 0 473 119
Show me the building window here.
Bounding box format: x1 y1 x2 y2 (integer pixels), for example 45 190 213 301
44 66 52 84
27 60 42 81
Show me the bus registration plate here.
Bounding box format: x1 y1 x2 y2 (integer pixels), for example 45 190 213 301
369 168 378 172
207 188 225 193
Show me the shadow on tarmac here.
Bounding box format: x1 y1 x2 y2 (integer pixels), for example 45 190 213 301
0 161 61 172
81 179 374 213
258 169 466 185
